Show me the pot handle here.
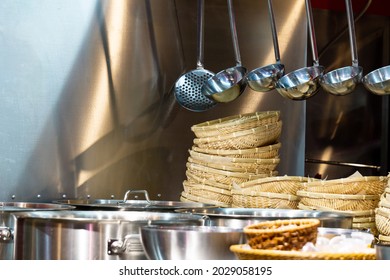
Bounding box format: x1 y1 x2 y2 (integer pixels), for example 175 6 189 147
121 189 151 204
0 227 13 242
107 234 143 255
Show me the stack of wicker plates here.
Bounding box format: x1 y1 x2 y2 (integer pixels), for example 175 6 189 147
297 176 388 234
180 111 282 207
231 176 312 209
375 186 390 243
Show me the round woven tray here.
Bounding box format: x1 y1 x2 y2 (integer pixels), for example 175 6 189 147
191 111 280 138
231 189 299 209
297 203 376 217
379 199 390 209
186 162 278 185
191 142 281 159
378 234 390 244
180 191 230 207
229 244 376 260
375 207 390 236
182 180 233 205
239 176 311 195
296 190 380 211
303 176 388 195
187 156 279 174
193 121 282 150
243 218 320 250
186 170 232 190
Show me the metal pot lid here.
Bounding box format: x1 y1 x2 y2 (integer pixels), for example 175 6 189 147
54 190 216 211
0 202 75 212
176 207 354 219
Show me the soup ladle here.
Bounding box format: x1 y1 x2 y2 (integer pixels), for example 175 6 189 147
201 0 247 103
245 0 285 92
363 65 390 95
319 0 363 96
275 0 324 100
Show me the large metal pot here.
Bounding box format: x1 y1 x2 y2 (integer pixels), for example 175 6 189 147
13 210 207 260
54 189 216 211
176 208 354 229
0 202 75 260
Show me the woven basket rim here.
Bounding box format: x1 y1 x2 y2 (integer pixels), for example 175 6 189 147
188 149 281 164
376 207 390 218
378 234 390 242
191 111 280 132
186 162 278 179
298 203 377 216
379 199 390 209
297 190 379 200
183 180 232 195
305 176 388 187
240 175 312 188
193 121 282 144
232 189 299 201
243 218 320 234
229 244 376 260
191 142 282 156
180 191 230 207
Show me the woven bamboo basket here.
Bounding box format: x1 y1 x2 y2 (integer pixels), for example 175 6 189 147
378 234 390 244
303 176 388 195
379 199 390 209
180 191 230 207
186 170 232 190
229 244 376 260
243 218 320 250
375 207 390 236
231 189 299 209
191 111 280 138
182 180 233 205
297 203 376 217
191 142 281 159
193 121 282 150
187 156 279 174
297 190 380 211
239 176 311 195
186 162 278 186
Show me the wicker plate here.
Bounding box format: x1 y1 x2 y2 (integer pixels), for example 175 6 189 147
375 207 390 236
232 189 300 209
239 176 311 195
230 244 376 260
191 111 280 138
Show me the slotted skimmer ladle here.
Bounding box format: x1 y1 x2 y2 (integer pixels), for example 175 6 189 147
275 0 324 100
245 0 285 92
174 0 217 112
201 0 247 103
319 0 363 96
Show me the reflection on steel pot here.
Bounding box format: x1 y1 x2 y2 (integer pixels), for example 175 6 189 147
53 189 216 211
140 225 245 260
13 210 207 260
0 202 75 260
176 208 353 229
375 243 390 260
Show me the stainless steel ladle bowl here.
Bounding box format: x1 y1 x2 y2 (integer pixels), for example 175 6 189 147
245 0 285 92
201 0 247 103
275 0 324 100
363 65 390 95
319 0 363 96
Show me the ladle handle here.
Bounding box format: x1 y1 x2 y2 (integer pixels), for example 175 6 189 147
196 0 205 69
227 0 242 66
345 0 359 67
267 0 281 63
305 0 320 66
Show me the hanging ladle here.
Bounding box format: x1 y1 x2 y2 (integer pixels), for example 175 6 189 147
201 0 247 103
363 65 390 95
174 0 217 112
245 0 285 92
275 0 324 100
319 0 363 96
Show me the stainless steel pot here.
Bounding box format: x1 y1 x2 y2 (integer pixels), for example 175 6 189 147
13 210 207 260
54 189 216 211
0 202 75 260
176 208 353 229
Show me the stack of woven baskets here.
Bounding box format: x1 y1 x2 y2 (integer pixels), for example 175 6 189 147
297 174 388 234
231 175 311 209
180 111 282 207
375 182 390 244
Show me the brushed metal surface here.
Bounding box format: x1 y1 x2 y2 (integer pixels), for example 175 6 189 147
0 0 307 202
